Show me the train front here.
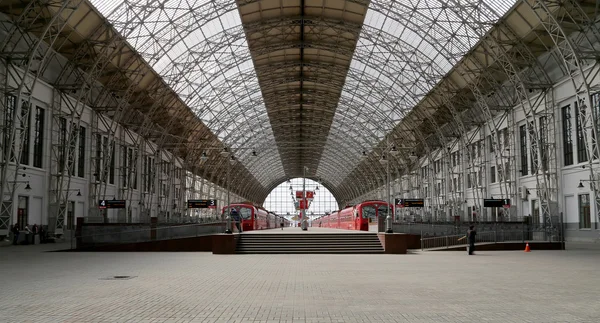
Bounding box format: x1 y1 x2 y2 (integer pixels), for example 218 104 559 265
357 201 394 231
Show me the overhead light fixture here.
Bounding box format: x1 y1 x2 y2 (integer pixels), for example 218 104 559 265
251 150 257 157
390 146 399 156
24 183 31 191
379 155 388 164
315 185 319 191
76 190 82 197
289 185 293 190
578 181 584 189
229 155 236 164
220 147 229 156
362 151 367 158
200 151 208 161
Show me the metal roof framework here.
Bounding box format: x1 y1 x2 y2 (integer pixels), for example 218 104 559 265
0 0 599 205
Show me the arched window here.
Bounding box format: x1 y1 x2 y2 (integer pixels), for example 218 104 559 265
263 178 339 218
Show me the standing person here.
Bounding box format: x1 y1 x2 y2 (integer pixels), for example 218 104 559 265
24 224 32 245
12 222 19 245
280 218 284 230
467 225 477 255
231 210 241 232
39 225 46 244
31 224 39 245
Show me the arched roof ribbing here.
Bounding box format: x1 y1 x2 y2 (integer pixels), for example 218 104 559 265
4 0 595 204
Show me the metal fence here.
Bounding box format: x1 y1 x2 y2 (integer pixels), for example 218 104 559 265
393 222 534 237
420 229 562 251
78 222 226 247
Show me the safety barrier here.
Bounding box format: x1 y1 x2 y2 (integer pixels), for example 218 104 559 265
393 222 528 237
420 229 562 251
77 221 226 248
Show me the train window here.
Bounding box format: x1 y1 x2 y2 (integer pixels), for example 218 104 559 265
239 207 252 220
362 206 376 220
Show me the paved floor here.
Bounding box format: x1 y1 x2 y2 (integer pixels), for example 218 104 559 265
1 243 600 323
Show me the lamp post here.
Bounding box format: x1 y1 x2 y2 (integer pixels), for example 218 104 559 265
224 151 233 234
301 166 308 231
380 152 394 233
380 139 408 234
386 155 393 233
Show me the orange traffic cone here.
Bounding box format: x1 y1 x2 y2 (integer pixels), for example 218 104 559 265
524 242 531 252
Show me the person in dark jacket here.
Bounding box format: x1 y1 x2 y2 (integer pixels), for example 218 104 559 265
467 225 476 255
31 224 39 244
12 223 19 245
231 210 241 232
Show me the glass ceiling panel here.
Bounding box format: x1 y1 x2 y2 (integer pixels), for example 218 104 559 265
318 0 517 184
90 0 517 191
89 0 285 185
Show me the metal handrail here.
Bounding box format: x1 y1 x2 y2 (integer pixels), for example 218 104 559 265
420 229 558 251
75 221 230 248
77 221 226 239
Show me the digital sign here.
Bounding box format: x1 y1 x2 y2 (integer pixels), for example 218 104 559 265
98 200 126 209
187 199 217 209
395 198 424 208
483 199 511 208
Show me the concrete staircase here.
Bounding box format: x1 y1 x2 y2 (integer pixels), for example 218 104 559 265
236 233 384 254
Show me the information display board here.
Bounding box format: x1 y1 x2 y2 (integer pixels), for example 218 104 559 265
187 199 217 209
483 199 511 208
98 200 126 209
395 198 424 207
295 191 315 199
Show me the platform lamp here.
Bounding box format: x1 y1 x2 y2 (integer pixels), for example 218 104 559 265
380 138 403 234
223 152 234 234
301 166 309 231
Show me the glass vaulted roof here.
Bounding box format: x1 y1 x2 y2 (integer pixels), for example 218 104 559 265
89 0 518 200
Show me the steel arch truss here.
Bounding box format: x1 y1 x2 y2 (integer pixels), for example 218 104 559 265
4 0 597 207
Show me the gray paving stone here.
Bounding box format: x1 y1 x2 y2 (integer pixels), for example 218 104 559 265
1 244 600 322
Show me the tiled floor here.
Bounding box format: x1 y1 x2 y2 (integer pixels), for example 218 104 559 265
1 241 599 322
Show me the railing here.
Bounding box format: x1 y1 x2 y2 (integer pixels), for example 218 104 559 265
393 222 528 237
77 221 226 248
420 229 562 251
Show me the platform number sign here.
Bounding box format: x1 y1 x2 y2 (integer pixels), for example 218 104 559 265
483 199 511 208
395 198 424 208
187 199 217 209
98 200 126 209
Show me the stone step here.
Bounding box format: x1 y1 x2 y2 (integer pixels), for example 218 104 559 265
238 244 383 249
236 233 384 254
240 235 379 240
236 250 385 254
240 241 381 246
242 238 380 240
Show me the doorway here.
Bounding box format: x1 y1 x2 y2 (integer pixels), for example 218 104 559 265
17 196 28 229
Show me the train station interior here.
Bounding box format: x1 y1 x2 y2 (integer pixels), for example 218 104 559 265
1 0 600 322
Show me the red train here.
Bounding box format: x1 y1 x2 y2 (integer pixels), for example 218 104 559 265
221 203 290 231
314 200 393 231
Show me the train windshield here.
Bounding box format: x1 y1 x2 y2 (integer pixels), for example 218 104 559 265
378 205 390 218
362 206 377 220
239 207 252 220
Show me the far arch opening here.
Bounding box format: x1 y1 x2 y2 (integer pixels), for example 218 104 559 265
262 178 340 224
